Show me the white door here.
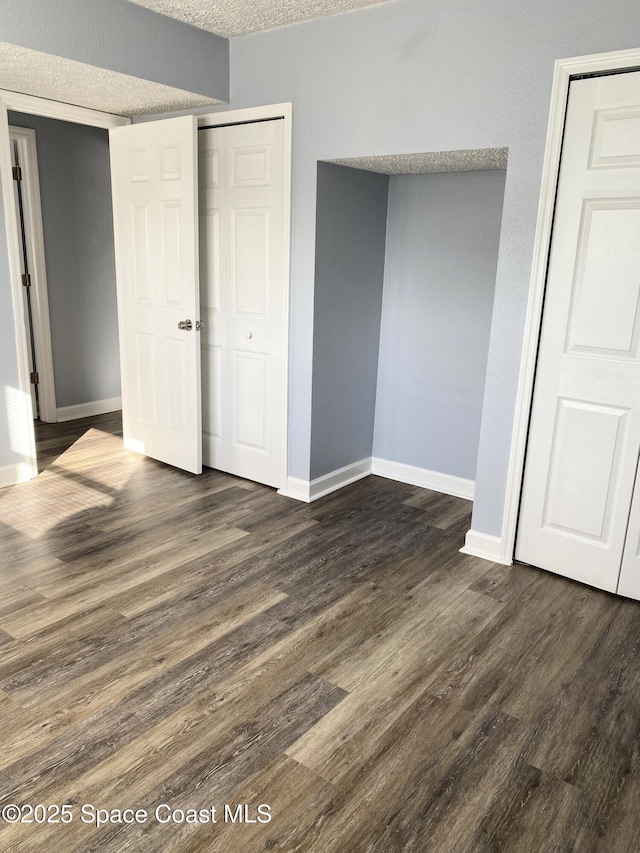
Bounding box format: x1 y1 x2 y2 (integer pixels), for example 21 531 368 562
199 119 285 488
10 142 37 417
516 70 640 593
110 116 202 474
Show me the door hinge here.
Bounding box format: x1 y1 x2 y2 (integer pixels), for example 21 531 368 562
12 166 22 182
22 273 31 288
30 371 39 385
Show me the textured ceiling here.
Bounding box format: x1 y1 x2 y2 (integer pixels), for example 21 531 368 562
327 148 509 175
0 43 220 116
128 0 394 37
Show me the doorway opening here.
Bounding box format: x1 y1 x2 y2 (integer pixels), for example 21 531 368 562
1 94 292 491
8 113 121 434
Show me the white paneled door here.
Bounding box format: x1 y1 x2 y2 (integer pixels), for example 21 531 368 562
110 116 202 475
199 120 285 488
516 70 640 594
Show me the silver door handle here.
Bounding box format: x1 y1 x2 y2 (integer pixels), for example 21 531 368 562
178 319 193 331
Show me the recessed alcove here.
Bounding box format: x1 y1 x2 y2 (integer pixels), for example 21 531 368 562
310 148 508 496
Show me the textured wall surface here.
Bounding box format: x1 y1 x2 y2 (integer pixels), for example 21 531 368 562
310 163 389 480
228 0 640 534
9 112 121 410
373 171 506 481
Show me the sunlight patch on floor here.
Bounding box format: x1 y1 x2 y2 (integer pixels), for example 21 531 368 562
0 428 143 539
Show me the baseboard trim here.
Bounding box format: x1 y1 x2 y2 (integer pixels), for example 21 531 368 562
309 457 372 502
277 476 311 502
371 457 474 501
279 457 477 505
460 529 512 564
0 462 37 489
57 397 122 422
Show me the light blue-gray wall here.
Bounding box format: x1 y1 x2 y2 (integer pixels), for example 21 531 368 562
0 0 229 102
9 113 120 409
373 170 506 481
228 0 640 535
0 4 229 472
310 162 389 480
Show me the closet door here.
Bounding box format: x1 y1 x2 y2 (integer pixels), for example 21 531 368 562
516 70 640 592
199 119 285 488
110 116 202 474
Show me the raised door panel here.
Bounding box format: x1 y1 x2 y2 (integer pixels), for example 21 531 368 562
199 119 285 488
110 116 201 474
516 70 640 593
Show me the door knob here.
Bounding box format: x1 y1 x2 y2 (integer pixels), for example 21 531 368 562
177 319 193 331
246 331 253 339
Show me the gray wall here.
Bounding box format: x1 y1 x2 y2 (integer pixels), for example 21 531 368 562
373 170 506 481
9 112 121 410
310 163 389 480
228 0 640 535
0 0 229 102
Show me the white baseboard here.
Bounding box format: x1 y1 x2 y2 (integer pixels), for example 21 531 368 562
371 457 474 501
57 396 122 422
277 476 311 503
460 529 512 564
0 462 37 489
277 459 372 503
309 457 372 501
279 457 475 505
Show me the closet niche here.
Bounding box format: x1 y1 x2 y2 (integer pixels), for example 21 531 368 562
310 149 508 498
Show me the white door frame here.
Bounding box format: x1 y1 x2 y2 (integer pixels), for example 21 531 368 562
9 125 57 423
494 47 640 565
196 103 293 492
0 89 129 483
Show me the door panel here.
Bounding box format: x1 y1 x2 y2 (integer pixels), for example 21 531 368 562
110 116 201 474
199 119 285 488
516 70 640 592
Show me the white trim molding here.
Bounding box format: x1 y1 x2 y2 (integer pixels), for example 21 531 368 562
372 457 474 501
9 126 58 423
309 458 372 501
57 397 122 423
0 98 38 482
277 458 371 502
277 476 311 502
279 456 476 503
460 529 509 564
0 91 129 486
0 89 129 130
500 47 640 565
0 462 36 490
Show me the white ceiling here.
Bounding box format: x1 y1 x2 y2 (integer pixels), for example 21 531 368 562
0 43 220 116
128 0 395 38
327 149 509 175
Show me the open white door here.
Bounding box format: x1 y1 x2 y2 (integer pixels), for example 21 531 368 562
110 116 202 474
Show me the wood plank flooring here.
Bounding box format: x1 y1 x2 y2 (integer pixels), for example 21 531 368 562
0 412 639 850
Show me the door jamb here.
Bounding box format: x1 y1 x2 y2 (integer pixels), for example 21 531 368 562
0 90 129 484
499 47 640 565
196 103 293 492
9 126 57 423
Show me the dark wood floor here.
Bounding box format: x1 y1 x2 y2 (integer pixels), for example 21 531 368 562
1 413 640 851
